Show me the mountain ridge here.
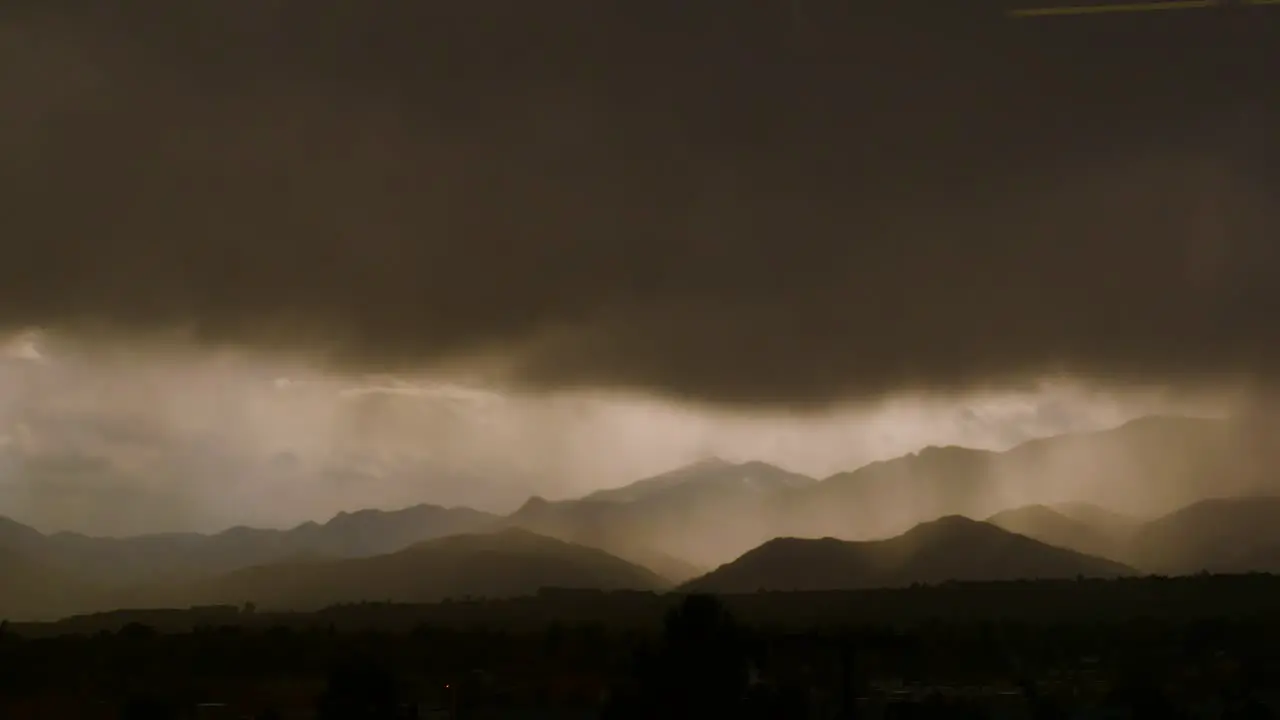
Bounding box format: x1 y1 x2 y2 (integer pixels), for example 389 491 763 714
683 515 1135 594
150 527 669 612
3 413 1277 620
0 503 502 588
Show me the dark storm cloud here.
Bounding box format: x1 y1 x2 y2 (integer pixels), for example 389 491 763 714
2 0 1278 405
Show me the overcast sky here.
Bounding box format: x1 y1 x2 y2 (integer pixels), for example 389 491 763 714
1 1 1276 534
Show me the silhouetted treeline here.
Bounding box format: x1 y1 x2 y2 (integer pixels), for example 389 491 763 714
13 572 1280 639
3 584 1280 718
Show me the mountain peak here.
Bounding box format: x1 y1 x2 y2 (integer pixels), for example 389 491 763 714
684 514 1133 594
688 456 731 469
515 495 552 512
0 516 45 548
581 458 813 505
656 457 734 480
323 503 450 526
916 444 962 455
899 514 992 541
989 503 1056 518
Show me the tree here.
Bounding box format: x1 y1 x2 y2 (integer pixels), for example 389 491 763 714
623 594 751 718
118 694 179 720
316 657 400 720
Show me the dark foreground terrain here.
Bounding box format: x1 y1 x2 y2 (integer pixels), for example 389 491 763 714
4 574 1280 719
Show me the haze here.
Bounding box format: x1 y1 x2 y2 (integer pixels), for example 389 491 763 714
1 328 1227 536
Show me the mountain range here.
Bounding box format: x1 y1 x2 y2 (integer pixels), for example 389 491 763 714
504 415 1268 567
2 413 1279 621
2 503 500 589
986 503 1137 561
991 495 1280 577
506 458 815 568
145 528 668 612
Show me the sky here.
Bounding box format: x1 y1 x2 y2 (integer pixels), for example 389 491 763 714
1 1 1277 534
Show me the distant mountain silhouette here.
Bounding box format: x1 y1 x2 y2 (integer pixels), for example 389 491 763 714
605 546 708 586
502 416 1256 568
784 416 1243 542
987 503 1136 561
164 528 668 611
682 516 1134 594
0 515 45 553
0 504 499 587
4 413 1277 620
1125 496 1280 575
1005 416 1246 508
788 445 1002 541
2 415 1251 585
507 460 816 567
1050 502 1139 534
987 496 1280 576
281 503 499 558
582 458 815 503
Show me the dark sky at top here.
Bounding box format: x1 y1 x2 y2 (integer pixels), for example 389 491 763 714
2 0 1278 406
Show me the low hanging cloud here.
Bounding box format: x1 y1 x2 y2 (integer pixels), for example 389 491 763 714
2 0 1278 406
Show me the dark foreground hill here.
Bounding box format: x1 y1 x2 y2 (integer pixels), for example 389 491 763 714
153 528 670 611
683 516 1133 594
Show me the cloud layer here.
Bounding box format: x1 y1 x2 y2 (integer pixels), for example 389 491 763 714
3 1 1278 404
